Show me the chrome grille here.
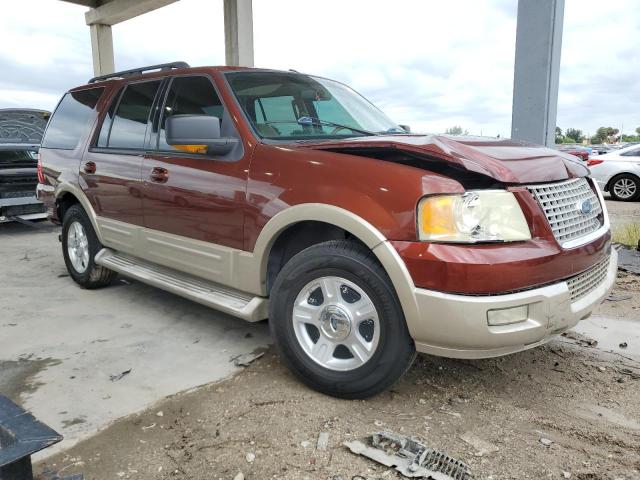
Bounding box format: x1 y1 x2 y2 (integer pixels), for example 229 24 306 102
567 255 610 302
527 178 602 246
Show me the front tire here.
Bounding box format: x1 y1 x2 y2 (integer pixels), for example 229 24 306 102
609 174 639 201
269 240 416 399
62 204 117 289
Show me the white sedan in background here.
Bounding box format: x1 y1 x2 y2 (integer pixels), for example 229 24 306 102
588 145 640 201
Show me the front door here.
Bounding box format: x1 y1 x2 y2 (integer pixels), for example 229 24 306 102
140 75 250 280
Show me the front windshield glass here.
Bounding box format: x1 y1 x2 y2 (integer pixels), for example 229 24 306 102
226 71 403 140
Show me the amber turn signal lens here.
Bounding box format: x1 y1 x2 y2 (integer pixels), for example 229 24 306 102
173 144 208 154
420 196 456 236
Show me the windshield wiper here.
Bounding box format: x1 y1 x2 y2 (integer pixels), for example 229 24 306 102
297 116 379 136
261 118 379 137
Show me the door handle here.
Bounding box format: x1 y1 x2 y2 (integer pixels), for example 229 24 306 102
83 161 96 174
150 166 169 183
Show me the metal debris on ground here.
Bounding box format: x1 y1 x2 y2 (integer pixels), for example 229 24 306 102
109 368 132 382
617 247 640 275
344 431 473 479
561 331 598 347
230 351 264 367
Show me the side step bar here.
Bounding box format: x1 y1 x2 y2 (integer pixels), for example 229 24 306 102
95 249 268 322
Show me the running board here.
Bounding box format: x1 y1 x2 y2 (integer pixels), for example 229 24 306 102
95 249 268 322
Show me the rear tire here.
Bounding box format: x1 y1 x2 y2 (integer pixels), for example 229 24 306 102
609 174 639 201
62 204 116 289
269 240 416 399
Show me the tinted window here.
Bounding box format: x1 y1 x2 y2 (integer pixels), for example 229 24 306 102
158 76 225 151
107 81 161 150
42 88 104 150
97 89 121 147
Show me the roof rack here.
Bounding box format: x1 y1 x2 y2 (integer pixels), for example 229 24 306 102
88 61 190 84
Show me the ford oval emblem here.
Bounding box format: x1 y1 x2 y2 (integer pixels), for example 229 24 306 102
577 200 592 215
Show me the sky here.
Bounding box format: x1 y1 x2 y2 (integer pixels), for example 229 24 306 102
0 0 638 138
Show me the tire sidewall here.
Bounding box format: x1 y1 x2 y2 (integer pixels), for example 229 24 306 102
269 242 415 397
61 205 102 286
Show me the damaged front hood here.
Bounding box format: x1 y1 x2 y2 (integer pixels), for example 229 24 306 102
301 135 589 184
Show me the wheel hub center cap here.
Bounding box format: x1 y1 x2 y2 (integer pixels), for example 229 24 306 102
319 305 351 341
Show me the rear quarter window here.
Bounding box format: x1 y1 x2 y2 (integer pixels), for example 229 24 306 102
42 88 104 150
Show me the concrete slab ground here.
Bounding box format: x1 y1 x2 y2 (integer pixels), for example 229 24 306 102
0 221 270 458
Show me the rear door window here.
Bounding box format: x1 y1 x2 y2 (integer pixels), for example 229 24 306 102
157 76 225 151
104 80 161 150
41 88 104 150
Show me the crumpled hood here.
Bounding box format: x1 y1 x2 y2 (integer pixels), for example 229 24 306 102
301 134 589 184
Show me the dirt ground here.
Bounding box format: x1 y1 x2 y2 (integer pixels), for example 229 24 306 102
34 268 640 480
25 199 640 480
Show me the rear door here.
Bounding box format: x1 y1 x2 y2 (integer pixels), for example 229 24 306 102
84 80 163 227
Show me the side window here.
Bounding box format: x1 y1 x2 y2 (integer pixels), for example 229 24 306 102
158 76 225 151
621 148 640 157
41 88 104 150
106 80 161 150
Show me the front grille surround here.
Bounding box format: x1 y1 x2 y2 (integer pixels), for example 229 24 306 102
567 255 610 302
527 178 603 247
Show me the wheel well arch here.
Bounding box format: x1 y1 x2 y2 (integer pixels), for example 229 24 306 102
56 191 80 222
605 171 640 192
265 221 369 293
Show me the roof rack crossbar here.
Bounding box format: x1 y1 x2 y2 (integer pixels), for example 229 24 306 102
88 61 190 84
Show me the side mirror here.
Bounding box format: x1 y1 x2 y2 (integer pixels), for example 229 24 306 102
166 115 238 155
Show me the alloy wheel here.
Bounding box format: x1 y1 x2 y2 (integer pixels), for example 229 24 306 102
292 276 380 371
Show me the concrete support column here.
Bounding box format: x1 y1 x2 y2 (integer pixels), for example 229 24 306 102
89 23 115 76
224 0 254 67
511 0 565 146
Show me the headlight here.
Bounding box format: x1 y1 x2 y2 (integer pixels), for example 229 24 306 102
417 191 531 243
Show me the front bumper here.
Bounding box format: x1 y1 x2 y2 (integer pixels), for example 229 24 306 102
411 249 618 359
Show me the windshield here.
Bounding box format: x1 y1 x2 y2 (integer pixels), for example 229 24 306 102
226 71 403 140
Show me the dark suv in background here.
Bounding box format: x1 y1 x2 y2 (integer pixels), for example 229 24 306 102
0 109 49 222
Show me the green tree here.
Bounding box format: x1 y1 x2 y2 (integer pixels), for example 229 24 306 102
565 128 584 143
636 126 640 136
591 126 620 144
555 126 564 144
445 126 468 136
563 137 575 144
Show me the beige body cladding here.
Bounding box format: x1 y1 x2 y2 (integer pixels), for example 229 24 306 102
52 185 617 359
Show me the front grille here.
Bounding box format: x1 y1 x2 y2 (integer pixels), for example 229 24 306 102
527 178 603 246
567 255 610 302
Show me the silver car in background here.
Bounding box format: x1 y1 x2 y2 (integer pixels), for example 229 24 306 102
588 144 640 201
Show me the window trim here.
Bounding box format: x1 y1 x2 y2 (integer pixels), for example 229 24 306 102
89 78 163 155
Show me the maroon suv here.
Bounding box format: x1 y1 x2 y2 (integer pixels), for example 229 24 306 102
38 62 616 398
